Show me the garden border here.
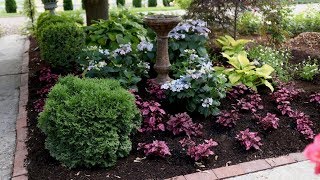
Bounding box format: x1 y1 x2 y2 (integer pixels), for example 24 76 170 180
166 153 307 180
12 38 30 180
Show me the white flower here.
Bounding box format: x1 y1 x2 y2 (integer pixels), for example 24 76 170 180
114 43 132 56
98 61 107 68
137 41 154 52
99 49 110 56
201 98 213 108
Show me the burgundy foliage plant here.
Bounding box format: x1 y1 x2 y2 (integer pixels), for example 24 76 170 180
146 79 166 100
237 94 264 113
216 109 240 127
236 129 262 150
310 93 320 105
290 111 315 139
167 112 203 137
180 138 218 161
138 140 171 158
227 84 253 99
258 113 280 130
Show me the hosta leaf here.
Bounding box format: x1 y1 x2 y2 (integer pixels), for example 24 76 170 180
229 73 242 84
256 64 274 79
237 53 251 68
262 80 274 92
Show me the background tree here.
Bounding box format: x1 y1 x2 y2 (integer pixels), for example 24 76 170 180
83 0 109 26
63 0 74 11
5 0 17 13
23 0 37 30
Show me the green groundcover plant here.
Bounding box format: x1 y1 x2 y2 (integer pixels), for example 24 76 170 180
38 76 141 168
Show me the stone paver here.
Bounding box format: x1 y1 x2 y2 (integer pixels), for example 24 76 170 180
227 161 319 180
0 35 26 179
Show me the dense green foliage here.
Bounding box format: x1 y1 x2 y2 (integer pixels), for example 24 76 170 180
85 16 147 51
296 58 319 81
288 9 320 36
132 0 142 7
63 0 73 10
38 76 141 168
148 0 157 7
23 0 37 25
237 11 262 35
5 0 17 13
117 0 125 6
37 15 85 69
174 0 191 9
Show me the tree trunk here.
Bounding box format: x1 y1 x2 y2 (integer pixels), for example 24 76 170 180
84 0 109 26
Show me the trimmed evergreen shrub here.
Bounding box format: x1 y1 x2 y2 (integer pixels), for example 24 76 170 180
148 0 157 7
38 76 141 168
117 0 125 6
63 0 73 10
38 21 85 69
133 0 142 7
5 0 17 13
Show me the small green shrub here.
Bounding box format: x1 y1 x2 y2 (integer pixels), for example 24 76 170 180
63 0 73 10
58 10 84 24
39 22 85 69
117 0 125 6
296 58 319 81
38 76 141 168
175 0 191 9
5 0 17 13
288 9 320 36
148 0 157 7
133 0 142 7
237 11 262 35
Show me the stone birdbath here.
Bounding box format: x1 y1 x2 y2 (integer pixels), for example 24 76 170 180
42 0 58 14
144 15 181 84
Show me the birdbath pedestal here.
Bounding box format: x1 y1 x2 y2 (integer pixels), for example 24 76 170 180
144 15 181 84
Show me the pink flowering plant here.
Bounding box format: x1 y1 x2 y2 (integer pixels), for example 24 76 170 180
138 140 171 158
304 134 320 174
236 129 263 150
180 138 218 161
167 112 203 137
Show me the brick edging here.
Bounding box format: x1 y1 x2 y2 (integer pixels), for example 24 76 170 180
167 153 307 180
12 38 30 180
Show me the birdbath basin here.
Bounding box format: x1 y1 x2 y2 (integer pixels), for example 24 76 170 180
144 15 181 84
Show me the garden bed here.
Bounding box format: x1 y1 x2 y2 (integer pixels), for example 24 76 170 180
26 35 320 180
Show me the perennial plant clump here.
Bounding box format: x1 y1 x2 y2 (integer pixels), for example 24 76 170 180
167 112 203 137
236 129 262 150
138 140 171 158
291 111 314 139
180 138 218 161
310 93 320 105
227 84 253 99
237 94 264 114
146 79 166 100
258 113 280 130
216 109 240 127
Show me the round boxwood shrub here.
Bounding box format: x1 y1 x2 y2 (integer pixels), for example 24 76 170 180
117 0 125 6
148 0 157 7
133 0 141 7
63 0 73 10
38 76 142 168
38 22 85 69
5 0 17 13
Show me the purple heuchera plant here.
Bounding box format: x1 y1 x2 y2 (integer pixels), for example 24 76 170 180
236 129 262 150
258 113 280 130
167 112 203 137
310 93 320 105
237 94 263 113
227 84 253 99
146 79 166 100
138 140 171 158
138 100 167 132
180 138 218 161
216 109 240 127
291 111 315 139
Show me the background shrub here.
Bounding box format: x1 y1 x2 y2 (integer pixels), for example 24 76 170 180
288 9 320 36
174 0 191 9
117 0 125 6
38 20 85 69
5 0 17 13
38 76 141 168
133 0 142 7
148 0 157 7
63 0 73 10
237 11 262 35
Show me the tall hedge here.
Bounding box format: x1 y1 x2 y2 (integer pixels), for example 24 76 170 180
148 0 157 7
117 0 125 6
133 0 142 7
63 0 73 10
5 0 17 13
37 15 85 69
38 76 141 168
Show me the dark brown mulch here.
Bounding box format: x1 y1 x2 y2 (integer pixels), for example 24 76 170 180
26 36 320 180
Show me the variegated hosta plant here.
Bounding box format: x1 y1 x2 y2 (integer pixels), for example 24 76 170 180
215 52 274 92
215 35 251 56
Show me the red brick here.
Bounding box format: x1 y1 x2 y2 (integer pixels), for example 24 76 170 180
212 165 245 179
166 176 186 180
289 153 307 162
265 155 295 167
15 141 27 152
16 118 27 129
16 127 27 142
12 175 28 180
13 149 28 177
239 159 271 173
184 171 218 180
